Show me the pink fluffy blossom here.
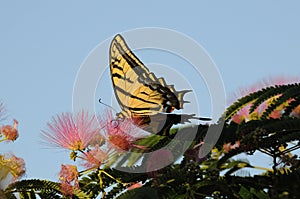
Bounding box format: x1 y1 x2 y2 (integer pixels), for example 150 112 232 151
230 76 300 123
0 119 19 142
0 153 25 189
100 111 147 151
231 76 300 102
59 164 79 196
41 111 100 150
81 146 109 169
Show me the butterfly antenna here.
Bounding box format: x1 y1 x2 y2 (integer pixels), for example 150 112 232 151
98 98 118 113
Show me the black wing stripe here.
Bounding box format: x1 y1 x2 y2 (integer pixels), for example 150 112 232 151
112 64 123 72
115 86 159 105
112 36 176 98
113 35 145 66
114 39 150 75
112 72 134 84
111 73 122 79
109 34 189 120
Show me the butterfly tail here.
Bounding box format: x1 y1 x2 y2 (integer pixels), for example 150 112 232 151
176 90 192 109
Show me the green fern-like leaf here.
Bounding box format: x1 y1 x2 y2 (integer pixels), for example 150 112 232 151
5 180 61 197
225 83 300 122
261 84 300 119
249 84 293 113
225 86 274 122
283 95 300 116
5 179 89 199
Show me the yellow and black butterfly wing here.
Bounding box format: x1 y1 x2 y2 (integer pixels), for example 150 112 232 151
109 34 188 119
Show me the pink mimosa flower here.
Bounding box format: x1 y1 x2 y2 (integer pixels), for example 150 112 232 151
81 146 109 169
229 77 300 118
60 183 74 197
42 111 100 150
0 153 25 189
0 119 19 142
269 109 282 119
232 104 251 124
231 76 300 101
100 111 147 151
231 103 264 124
231 88 295 123
59 164 79 196
231 101 284 124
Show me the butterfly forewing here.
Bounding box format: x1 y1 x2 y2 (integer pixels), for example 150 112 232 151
109 34 193 134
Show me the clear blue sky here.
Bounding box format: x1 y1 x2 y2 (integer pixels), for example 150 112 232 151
1 1 300 182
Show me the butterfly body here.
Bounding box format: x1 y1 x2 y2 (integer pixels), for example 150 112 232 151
109 34 197 135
